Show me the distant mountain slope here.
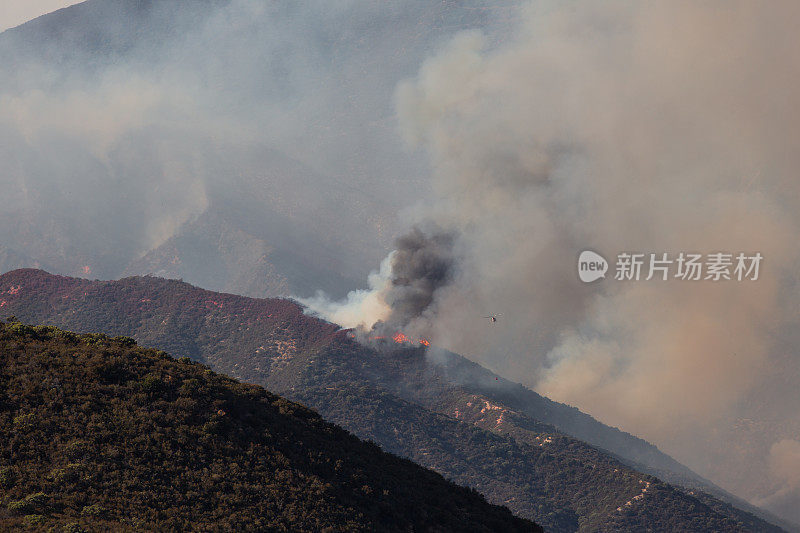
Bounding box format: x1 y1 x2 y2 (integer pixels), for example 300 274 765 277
0 319 538 532
0 246 49 278
0 0 516 298
0 269 784 532
0 0 224 81
120 209 291 298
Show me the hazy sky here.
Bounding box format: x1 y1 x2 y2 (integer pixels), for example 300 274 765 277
0 0 81 32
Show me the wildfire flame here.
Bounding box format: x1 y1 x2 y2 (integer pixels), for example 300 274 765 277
392 332 411 343
346 329 430 347
392 331 430 346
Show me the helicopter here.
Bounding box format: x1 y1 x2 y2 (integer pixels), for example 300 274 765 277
484 314 502 323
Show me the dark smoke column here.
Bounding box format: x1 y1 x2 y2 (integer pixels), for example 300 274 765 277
374 227 456 335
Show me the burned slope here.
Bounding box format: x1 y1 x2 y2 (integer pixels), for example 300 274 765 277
268 337 780 533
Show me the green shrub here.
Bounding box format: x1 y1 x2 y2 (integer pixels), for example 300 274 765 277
139 374 163 394
8 322 35 336
80 503 106 517
7 492 48 515
0 466 16 488
23 514 46 526
12 412 36 429
33 325 57 337
49 464 82 484
112 336 137 347
180 378 201 396
82 333 109 346
64 440 90 459
7 500 27 515
53 329 78 342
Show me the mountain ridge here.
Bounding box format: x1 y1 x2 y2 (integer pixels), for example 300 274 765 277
0 268 785 532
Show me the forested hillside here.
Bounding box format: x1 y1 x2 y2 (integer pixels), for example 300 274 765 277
0 320 538 532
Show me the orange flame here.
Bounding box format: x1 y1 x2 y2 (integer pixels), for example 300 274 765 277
392 332 431 347
392 332 411 343
346 328 431 348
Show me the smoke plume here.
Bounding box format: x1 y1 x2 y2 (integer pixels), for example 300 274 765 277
302 226 456 338
308 0 800 521
756 439 800 522
378 228 456 331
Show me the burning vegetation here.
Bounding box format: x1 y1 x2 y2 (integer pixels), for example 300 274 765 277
346 329 431 348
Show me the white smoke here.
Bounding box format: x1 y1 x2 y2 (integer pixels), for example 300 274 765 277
755 439 800 522
300 253 393 330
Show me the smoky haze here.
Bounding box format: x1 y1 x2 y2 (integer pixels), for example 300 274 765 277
0 0 513 297
304 0 800 523
3 0 800 525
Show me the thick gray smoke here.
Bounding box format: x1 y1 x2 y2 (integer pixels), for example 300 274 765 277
302 226 457 338
379 228 456 331
307 0 800 523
